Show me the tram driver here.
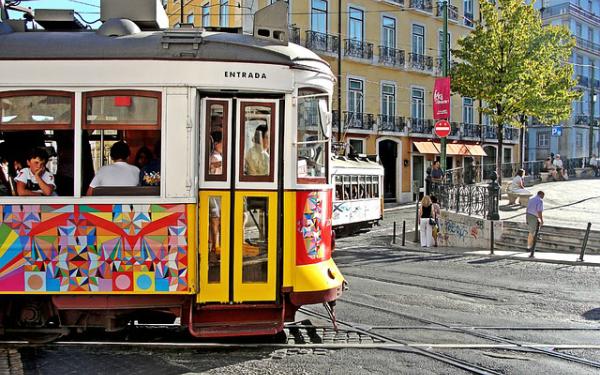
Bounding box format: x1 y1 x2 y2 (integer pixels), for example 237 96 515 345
244 124 269 176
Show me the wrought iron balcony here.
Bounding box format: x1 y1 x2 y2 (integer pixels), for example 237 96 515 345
408 53 433 72
575 115 590 125
409 0 433 12
541 3 600 26
378 46 405 68
289 26 300 44
464 12 474 27
575 36 600 53
436 2 458 21
343 111 375 130
305 30 339 54
409 118 434 134
378 115 407 133
504 126 518 141
483 125 497 140
462 123 481 138
344 39 373 60
450 121 460 137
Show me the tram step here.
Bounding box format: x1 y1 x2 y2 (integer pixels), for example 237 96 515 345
189 304 284 338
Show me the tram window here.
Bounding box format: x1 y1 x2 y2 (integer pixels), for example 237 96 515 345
208 196 222 283
335 176 343 201
343 176 350 200
373 177 380 198
358 176 366 199
296 89 329 183
351 176 358 200
242 197 268 283
241 103 274 181
83 91 161 196
366 176 373 198
205 101 228 181
0 91 74 197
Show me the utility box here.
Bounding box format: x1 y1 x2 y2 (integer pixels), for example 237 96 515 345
100 0 168 30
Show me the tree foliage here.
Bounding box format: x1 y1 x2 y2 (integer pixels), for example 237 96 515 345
451 0 580 179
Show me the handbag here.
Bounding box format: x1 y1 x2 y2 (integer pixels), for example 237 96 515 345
428 217 436 226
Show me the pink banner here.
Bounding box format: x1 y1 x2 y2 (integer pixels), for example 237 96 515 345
433 77 451 120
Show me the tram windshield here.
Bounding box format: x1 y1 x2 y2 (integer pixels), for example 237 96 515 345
297 89 330 183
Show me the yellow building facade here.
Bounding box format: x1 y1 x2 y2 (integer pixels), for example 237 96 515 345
165 0 519 203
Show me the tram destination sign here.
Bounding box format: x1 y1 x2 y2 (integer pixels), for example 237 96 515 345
434 120 451 138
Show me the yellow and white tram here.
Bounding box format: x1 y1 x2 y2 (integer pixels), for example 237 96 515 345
332 155 384 236
0 1 344 340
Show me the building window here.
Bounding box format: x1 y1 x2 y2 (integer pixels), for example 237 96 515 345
463 97 473 124
576 23 582 37
349 7 364 42
219 0 229 27
411 88 425 119
348 138 364 154
311 0 327 34
576 133 584 148
381 83 395 120
464 0 473 26
187 13 194 24
296 89 328 183
382 16 396 49
348 79 364 114
202 4 210 26
537 132 550 148
412 24 425 55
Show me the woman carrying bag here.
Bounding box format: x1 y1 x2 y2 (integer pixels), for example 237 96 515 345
418 195 436 248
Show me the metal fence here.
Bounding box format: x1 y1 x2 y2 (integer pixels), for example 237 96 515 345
430 182 492 218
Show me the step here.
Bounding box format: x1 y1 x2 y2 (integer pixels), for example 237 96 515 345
188 304 284 338
495 240 591 254
497 234 600 253
499 232 600 251
503 221 600 237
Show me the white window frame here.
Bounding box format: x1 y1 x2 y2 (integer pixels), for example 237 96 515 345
348 138 365 154
310 0 328 34
412 23 425 55
411 87 425 120
462 97 473 124
381 82 396 119
348 6 365 42
381 15 396 49
537 132 550 148
347 77 364 114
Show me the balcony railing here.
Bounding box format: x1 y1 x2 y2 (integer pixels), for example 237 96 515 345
408 53 434 72
483 125 497 139
575 36 600 54
289 26 300 44
436 2 459 21
305 30 339 54
378 46 405 68
378 115 407 133
541 3 600 27
343 111 375 130
344 39 373 60
450 121 460 137
504 126 518 141
575 115 589 124
409 0 433 12
410 118 434 134
462 123 481 138
464 12 474 27
576 75 589 87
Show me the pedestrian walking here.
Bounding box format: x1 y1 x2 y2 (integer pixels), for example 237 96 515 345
431 195 442 247
526 191 545 250
418 195 436 248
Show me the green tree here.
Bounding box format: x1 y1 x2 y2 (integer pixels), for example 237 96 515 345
451 0 580 182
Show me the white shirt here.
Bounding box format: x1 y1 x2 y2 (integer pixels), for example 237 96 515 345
89 161 140 188
14 168 55 194
553 158 563 169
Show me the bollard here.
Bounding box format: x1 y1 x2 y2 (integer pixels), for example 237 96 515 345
529 222 541 258
392 221 397 244
577 222 592 262
414 200 420 243
490 223 494 255
402 220 406 247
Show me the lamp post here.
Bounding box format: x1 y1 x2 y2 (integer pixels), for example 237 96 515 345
590 64 596 159
440 0 449 173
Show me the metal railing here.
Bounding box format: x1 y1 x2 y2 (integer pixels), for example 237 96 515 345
577 75 590 88
378 46 405 68
436 2 459 21
431 182 491 218
305 30 339 53
540 3 600 26
343 111 375 130
575 36 600 53
408 52 434 72
378 115 407 133
450 121 460 137
289 26 300 44
409 118 434 134
409 0 433 12
462 122 481 138
464 12 474 27
344 39 373 60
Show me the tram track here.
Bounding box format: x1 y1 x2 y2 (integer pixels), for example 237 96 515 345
331 297 600 370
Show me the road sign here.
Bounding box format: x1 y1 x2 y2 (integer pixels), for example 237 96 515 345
434 120 451 138
552 126 562 136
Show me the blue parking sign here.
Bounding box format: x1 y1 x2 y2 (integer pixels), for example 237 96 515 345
552 126 562 136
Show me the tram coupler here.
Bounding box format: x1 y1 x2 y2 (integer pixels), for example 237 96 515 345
323 300 338 331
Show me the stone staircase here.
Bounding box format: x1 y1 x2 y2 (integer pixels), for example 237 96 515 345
496 221 600 254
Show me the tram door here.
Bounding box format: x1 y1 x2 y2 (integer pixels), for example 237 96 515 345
198 98 279 304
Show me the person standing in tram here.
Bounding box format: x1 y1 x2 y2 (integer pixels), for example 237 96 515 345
208 130 223 262
86 141 139 196
244 124 269 176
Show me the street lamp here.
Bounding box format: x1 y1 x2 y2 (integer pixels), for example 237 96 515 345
590 64 596 159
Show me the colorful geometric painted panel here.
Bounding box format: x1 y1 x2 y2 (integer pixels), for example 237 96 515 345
295 191 332 266
0 204 189 293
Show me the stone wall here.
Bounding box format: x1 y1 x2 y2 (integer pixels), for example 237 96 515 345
437 211 503 248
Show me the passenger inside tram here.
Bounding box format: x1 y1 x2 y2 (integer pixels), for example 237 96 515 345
86 141 140 196
244 124 269 176
15 147 56 196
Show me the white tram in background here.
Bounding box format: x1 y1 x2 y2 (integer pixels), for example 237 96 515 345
0 1 344 341
332 155 384 236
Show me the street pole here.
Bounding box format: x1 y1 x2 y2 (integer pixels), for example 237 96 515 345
180 0 184 26
440 0 449 173
337 0 343 143
590 64 595 159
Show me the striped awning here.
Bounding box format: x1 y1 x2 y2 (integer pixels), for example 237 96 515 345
413 142 487 157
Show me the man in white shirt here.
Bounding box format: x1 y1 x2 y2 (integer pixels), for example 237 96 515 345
552 154 566 180
86 141 140 196
590 153 599 177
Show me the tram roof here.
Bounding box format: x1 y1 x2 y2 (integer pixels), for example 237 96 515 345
332 155 384 172
0 28 330 71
